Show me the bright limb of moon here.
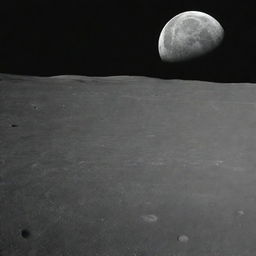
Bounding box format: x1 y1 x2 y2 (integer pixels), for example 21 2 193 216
158 11 224 62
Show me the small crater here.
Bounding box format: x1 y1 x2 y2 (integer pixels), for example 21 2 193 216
141 214 158 223
10 124 18 127
31 103 39 110
21 229 30 239
177 235 189 243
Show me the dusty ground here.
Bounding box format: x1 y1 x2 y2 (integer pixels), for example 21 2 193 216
1 74 256 256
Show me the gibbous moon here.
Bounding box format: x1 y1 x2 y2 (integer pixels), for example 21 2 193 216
158 11 224 62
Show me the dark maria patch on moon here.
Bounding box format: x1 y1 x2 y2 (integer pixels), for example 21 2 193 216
197 28 215 51
163 16 179 51
181 18 200 34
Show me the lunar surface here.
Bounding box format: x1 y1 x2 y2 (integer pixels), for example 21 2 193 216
1 74 256 255
159 11 224 62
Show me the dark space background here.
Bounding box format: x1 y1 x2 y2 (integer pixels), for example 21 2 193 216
0 0 255 82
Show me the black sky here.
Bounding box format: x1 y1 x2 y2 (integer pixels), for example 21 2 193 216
0 0 255 82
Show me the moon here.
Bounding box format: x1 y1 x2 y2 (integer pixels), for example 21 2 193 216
158 11 224 62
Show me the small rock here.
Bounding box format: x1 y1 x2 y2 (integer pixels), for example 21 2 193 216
215 160 224 166
177 235 189 242
141 214 158 223
237 210 244 216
